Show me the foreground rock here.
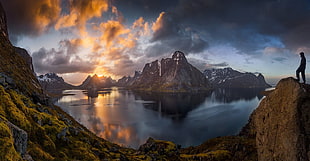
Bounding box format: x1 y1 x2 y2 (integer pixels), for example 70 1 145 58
243 77 310 161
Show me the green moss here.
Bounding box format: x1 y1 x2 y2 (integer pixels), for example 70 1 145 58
67 141 100 161
28 142 55 161
0 86 31 131
181 150 232 160
0 121 23 161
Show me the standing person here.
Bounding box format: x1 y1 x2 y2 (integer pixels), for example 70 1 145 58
296 52 306 83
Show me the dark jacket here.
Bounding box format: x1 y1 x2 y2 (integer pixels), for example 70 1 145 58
299 55 306 69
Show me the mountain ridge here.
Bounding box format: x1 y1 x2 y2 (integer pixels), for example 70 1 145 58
204 67 271 88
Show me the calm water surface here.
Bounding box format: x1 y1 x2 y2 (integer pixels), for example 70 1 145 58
55 87 264 148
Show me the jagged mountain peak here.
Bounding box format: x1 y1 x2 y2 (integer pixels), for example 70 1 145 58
172 51 187 64
79 74 115 89
125 50 210 92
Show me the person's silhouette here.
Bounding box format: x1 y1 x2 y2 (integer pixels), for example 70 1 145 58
296 52 306 83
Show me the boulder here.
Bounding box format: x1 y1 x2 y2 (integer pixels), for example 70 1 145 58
244 77 310 161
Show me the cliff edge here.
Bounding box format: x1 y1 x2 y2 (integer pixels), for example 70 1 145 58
243 77 310 161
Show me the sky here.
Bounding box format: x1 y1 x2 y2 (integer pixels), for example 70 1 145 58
1 0 310 85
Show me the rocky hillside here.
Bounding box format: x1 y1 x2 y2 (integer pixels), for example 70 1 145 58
125 51 211 92
204 67 271 88
37 73 75 92
241 77 310 161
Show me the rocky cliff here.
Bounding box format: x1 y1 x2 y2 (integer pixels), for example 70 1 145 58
204 67 271 88
0 2 8 41
242 77 310 161
127 51 211 92
14 47 35 74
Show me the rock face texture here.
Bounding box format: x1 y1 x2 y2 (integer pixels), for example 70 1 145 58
0 2 8 40
245 77 310 161
127 51 210 92
14 47 34 73
204 67 271 88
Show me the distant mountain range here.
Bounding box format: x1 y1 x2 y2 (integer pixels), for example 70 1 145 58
78 74 115 89
37 73 74 91
119 51 211 92
203 67 271 88
37 73 116 93
117 71 141 87
38 52 270 93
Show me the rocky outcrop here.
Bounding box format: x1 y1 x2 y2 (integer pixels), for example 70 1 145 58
0 2 8 40
0 117 33 161
14 47 35 73
128 51 210 92
243 77 310 161
204 67 271 88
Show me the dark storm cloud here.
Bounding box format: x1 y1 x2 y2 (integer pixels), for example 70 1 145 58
113 0 179 20
32 39 95 74
143 0 310 55
0 0 61 43
147 11 208 56
195 0 310 50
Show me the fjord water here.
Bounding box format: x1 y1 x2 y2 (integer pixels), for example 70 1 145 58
55 87 264 148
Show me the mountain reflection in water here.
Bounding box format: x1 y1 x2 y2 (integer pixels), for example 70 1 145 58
55 87 264 148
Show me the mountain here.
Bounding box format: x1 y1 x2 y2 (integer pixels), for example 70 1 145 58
78 74 115 89
203 67 271 88
122 51 211 92
37 73 74 91
117 71 141 87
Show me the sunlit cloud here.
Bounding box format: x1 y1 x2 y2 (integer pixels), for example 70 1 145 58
55 0 109 36
152 12 165 32
98 20 131 48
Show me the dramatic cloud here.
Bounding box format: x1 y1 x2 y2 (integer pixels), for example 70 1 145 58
149 11 208 55
32 39 95 74
0 0 61 42
55 0 109 35
98 20 131 48
173 0 310 53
